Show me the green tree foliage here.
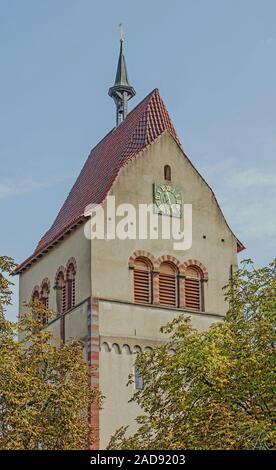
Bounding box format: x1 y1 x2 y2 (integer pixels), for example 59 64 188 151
109 260 276 450
0 256 100 450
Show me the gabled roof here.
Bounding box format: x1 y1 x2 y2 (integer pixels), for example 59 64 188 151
14 88 244 274
14 89 180 273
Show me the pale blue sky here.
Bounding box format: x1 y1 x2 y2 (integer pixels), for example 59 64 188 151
1 0 275 319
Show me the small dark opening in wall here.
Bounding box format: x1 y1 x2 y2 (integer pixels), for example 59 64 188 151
221 238 225 242
203 235 206 239
164 165 171 181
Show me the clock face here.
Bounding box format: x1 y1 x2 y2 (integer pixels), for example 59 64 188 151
153 183 182 218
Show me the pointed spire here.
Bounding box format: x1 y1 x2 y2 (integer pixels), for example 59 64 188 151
109 25 136 126
114 39 130 87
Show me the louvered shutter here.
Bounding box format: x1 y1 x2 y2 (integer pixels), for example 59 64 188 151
159 262 177 307
56 272 66 314
62 283 66 312
41 283 49 309
67 264 76 310
185 267 201 310
32 290 39 302
71 277 76 307
134 259 151 304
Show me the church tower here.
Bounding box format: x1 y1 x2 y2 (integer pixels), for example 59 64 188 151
15 33 244 449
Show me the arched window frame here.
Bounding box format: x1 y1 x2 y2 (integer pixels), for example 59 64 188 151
40 279 50 310
133 256 153 305
31 286 40 302
55 268 66 314
66 261 76 311
31 279 50 326
158 261 179 307
164 165 171 181
185 266 204 312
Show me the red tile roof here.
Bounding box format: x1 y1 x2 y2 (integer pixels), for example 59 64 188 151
14 88 244 274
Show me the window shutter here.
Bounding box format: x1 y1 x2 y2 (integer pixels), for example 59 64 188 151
32 290 39 302
133 258 151 304
185 267 201 311
159 262 177 307
66 264 76 310
56 272 66 314
41 283 49 310
62 284 66 313
67 279 72 310
71 277 75 307
41 295 49 310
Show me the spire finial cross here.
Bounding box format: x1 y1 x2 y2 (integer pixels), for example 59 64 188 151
118 23 125 43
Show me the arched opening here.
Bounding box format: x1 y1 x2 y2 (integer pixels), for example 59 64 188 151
164 165 171 181
32 288 40 302
101 342 111 352
133 257 152 304
122 344 131 355
185 266 202 311
30 282 49 326
40 282 49 310
112 343 121 354
159 262 178 307
56 271 66 314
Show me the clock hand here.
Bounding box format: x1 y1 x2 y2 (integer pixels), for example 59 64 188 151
167 192 173 205
164 193 170 204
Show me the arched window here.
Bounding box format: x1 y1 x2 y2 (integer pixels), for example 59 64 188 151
32 288 40 302
164 165 171 181
66 263 76 310
56 271 66 314
40 282 49 310
185 266 202 311
31 287 47 326
159 262 178 307
133 257 152 304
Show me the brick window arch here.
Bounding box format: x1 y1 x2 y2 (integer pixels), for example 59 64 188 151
56 270 66 314
164 164 171 181
185 266 203 311
66 263 76 310
159 262 178 307
133 257 152 304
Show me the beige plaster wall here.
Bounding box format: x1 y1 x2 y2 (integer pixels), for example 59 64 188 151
98 299 223 448
94 133 239 448
91 131 238 316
